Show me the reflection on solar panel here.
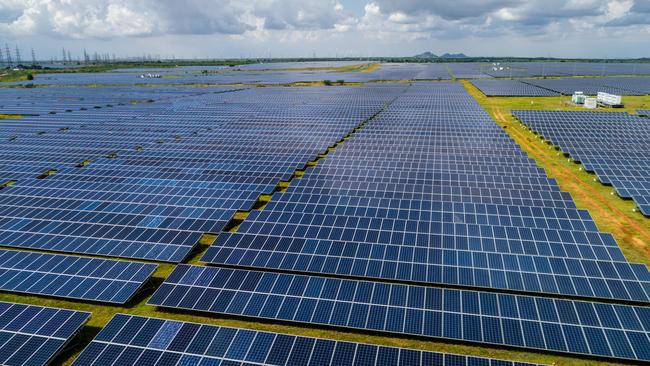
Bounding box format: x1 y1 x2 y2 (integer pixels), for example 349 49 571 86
0 249 157 304
0 86 404 261
150 265 650 362
73 313 542 366
0 301 90 366
202 83 650 303
513 110 650 216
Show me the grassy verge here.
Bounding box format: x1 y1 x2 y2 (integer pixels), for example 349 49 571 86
462 80 650 266
0 114 22 119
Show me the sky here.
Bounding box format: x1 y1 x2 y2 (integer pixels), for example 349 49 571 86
0 0 649 60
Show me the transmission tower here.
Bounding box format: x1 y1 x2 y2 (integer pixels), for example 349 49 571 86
4 44 12 67
14 45 21 64
31 48 36 65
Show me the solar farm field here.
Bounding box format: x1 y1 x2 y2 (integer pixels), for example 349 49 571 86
0 63 649 366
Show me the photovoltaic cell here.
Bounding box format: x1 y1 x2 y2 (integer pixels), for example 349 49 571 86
513 110 650 217
0 249 157 304
0 301 90 366
150 265 650 362
202 83 650 304
0 86 405 261
72 313 543 366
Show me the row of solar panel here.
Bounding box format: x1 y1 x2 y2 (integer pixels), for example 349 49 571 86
0 301 90 366
1 86 408 262
201 84 648 304
150 265 650 362
0 249 156 303
71 313 540 366
512 110 650 216
0 300 541 366
472 78 650 96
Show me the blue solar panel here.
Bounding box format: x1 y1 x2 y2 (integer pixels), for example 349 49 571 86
0 86 404 261
471 80 558 96
201 83 649 303
150 265 650 362
0 301 90 366
73 313 542 366
0 249 157 303
513 110 650 217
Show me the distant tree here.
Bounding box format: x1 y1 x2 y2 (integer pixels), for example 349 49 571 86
323 80 333 86
26 73 34 80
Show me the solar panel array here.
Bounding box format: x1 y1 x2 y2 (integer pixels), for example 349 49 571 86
472 77 650 97
199 83 649 302
521 78 646 96
513 110 650 216
471 80 558 97
135 82 650 364
73 313 541 366
485 62 650 78
0 86 402 261
150 265 650 361
0 301 90 366
3 74 650 365
0 249 157 303
8 63 650 88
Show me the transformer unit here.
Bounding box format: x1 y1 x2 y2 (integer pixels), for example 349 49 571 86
572 91 586 104
597 92 623 107
584 97 597 109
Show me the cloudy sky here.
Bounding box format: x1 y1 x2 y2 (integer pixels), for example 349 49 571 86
0 0 648 60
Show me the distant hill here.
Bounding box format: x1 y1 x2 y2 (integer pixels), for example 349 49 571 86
440 53 468 58
414 51 438 59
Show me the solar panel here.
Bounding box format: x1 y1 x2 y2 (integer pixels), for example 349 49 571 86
201 83 649 302
150 265 650 362
0 249 157 304
73 313 542 366
471 80 558 97
0 86 406 261
521 78 649 96
512 110 650 217
0 301 90 366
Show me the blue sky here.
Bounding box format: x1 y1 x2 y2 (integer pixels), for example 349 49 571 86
0 0 648 60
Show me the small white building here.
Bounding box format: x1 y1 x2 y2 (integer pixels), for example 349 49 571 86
597 92 622 106
584 97 597 109
572 91 585 104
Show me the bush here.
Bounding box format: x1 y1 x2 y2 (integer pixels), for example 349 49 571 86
323 80 333 86
26 73 34 80
337 80 345 85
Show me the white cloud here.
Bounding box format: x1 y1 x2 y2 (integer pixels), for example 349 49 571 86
0 0 648 57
